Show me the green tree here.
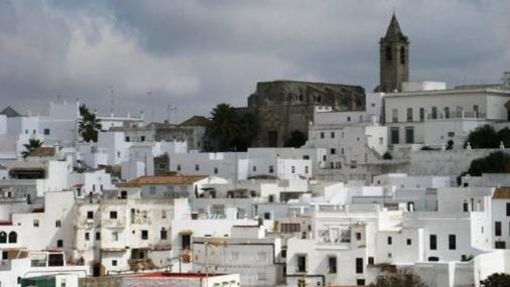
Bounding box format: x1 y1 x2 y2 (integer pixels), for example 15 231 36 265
284 130 307 148
22 138 43 158
466 151 510 176
206 103 239 151
497 127 510 148
466 125 500 148
370 270 428 287
233 112 259 151
480 273 510 287
78 105 102 142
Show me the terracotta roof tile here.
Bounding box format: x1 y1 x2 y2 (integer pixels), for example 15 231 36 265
29 147 56 157
118 175 208 187
493 187 510 199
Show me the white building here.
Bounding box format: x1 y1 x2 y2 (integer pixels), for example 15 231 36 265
385 77 510 148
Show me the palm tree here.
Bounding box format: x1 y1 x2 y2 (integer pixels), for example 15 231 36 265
234 112 259 151
22 138 43 158
78 104 102 142
206 104 240 151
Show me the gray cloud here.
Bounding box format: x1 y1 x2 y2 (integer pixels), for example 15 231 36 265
0 0 508 121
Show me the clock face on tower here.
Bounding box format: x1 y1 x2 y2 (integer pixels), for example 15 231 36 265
262 111 280 128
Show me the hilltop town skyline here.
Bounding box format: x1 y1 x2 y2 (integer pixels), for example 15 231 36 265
0 1 509 122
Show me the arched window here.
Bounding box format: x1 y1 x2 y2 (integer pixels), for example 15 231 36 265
0 231 6 243
400 47 406 64
8 231 17 243
385 47 392 62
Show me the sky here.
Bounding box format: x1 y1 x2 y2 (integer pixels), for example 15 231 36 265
0 0 509 123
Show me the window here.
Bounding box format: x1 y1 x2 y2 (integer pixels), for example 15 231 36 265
110 211 117 219
55 220 61 228
419 108 425 121
430 234 437 250
405 127 414 144
330 132 335 138
264 212 271 220
48 253 64 266
400 47 406 64
390 127 399 144
8 231 17 243
448 132 455 138
356 232 361 241
33 220 39 227
463 201 469 212
328 256 337 273
387 236 392 245
473 105 479 117
44 128 50 135
357 279 366 286
195 164 200 171
368 257 374 265
444 107 450 119
355 258 363 274
297 255 306 272
112 260 117 266
160 228 168 240
320 132 324 139
347 116 351 122
407 239 412 245
432 107 438 119
177 164 181 171
141 230 148 240
407 108 413 122
385 47 392 62
125 136 130 142
392 109 398 123
95 232 101 241
305 166 309 174
495 221 502 236
253 166 257 172
140 136 145 142
269 166 274 173
85 232 90 241
449 234 456 250
214 167 218 174
506 203 510 216
330 148 336 155
291 166 295 173
57 239 63 248
87 211 94 219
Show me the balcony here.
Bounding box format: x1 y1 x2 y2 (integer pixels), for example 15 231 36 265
101 218 126 229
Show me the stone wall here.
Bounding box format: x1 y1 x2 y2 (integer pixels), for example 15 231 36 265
247 80 365 147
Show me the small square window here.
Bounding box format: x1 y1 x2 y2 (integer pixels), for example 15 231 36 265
87 211 93 219
112 260 117 266
110 211 117 219
141 230 148 240
33 220 39 227
44 128 50 135
95 232 101 240
55 220 61 228
407 239 412 245
57 240 63 248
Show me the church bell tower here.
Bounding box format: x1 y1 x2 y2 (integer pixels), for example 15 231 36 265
378 14 409 93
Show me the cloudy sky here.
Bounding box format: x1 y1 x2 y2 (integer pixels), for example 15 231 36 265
0 0 509 122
